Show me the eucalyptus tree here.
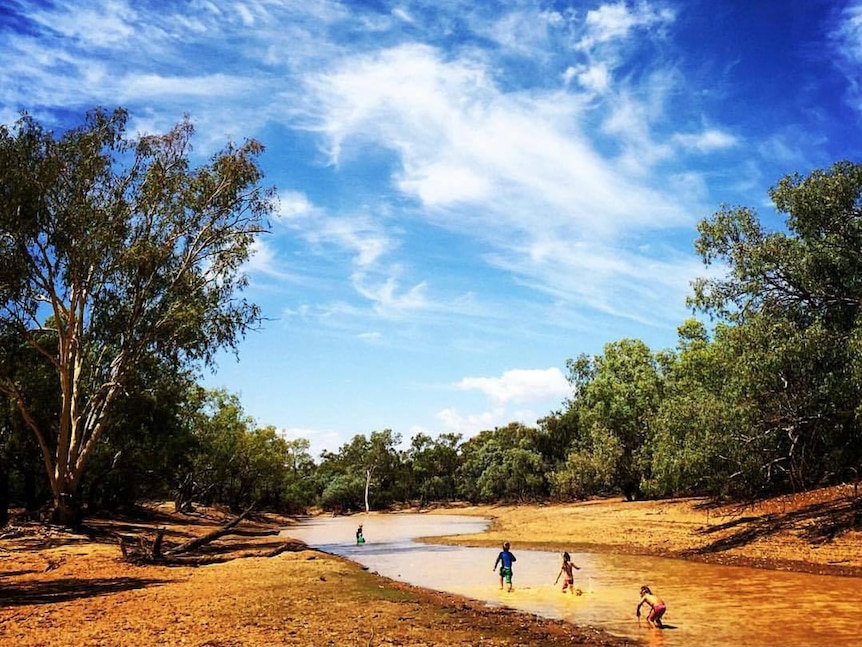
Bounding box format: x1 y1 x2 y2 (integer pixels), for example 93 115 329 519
233 425 295 511
564 339 664 500
692 161 862 330
360 429 403 511
457 423 547 502
280 437 318 513
0 108 274 524
535 409 581 467
646 319 753 497
690 161 862 493
407 432 461 504
317 429 403 511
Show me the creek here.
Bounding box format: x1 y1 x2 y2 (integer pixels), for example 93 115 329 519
283 513 862 647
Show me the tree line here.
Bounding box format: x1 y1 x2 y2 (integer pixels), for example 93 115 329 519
1 108 859 525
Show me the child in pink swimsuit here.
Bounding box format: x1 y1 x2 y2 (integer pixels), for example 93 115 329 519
555 552 582 594
636 585 667 628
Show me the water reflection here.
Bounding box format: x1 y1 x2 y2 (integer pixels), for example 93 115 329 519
283 513 862 647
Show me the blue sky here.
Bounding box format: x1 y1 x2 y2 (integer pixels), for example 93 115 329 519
2 0 861 458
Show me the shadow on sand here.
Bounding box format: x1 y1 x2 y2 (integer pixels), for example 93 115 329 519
0 576 169 607
691 491 861 555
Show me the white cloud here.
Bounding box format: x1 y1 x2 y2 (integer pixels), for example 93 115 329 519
306 43 687 228
327 218 394 269
280 426 343 458
673 128 738 153
436 406 502 434
352 274 429 316
273 192 432 318
455 367 570 404
569 63 611 93
281 206 394 270
121 73 258 99
485 9 556 57
433 367 576 439
829 3 862 115
276 190 316 221
832 2 862 63
398 162 491 205
297 41 702 329
243 238 312 286
27 0 140 48
392 7 415 24
235 3 258 27
577 1 675 51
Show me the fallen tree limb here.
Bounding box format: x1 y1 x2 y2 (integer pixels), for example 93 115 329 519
164 505 254 556
266 540 306 557
229 528 280 538
120 504 283 564
149 540 308 566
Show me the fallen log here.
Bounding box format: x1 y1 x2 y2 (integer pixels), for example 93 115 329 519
119 504 280 564
158 540 308 565
266 540 306 557
164 504 254 556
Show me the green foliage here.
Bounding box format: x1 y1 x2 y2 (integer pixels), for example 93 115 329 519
457 423 548 502
315 429 405 511
549 429 621 500
0 107 274 523
535 409 580 465
644 320 750 498
561 339 664 500
688 161 862 496
4 134 859 515
0 399 51 517
280 437 320 513
406 432 461 504
171 389 316 514
318 473 366 512
83 368 198 511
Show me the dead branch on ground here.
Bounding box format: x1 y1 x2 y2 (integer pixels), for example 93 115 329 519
118 505 303 565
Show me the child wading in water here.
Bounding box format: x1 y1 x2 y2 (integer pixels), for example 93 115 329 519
554 552 582 595
493 541 517 592
636 585 667 628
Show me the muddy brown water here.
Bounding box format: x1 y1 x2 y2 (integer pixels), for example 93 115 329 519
284 513 862 647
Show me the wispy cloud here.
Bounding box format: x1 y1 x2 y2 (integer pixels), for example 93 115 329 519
673 128 738 153
577 1 675 51
1 3 714 337
831 1 862 63
300 39 700 329
830 1 862 111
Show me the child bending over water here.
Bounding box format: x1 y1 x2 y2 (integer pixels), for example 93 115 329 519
636 585 667 628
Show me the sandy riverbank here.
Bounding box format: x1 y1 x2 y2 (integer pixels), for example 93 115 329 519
429 484 861 578
0 484 857 646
